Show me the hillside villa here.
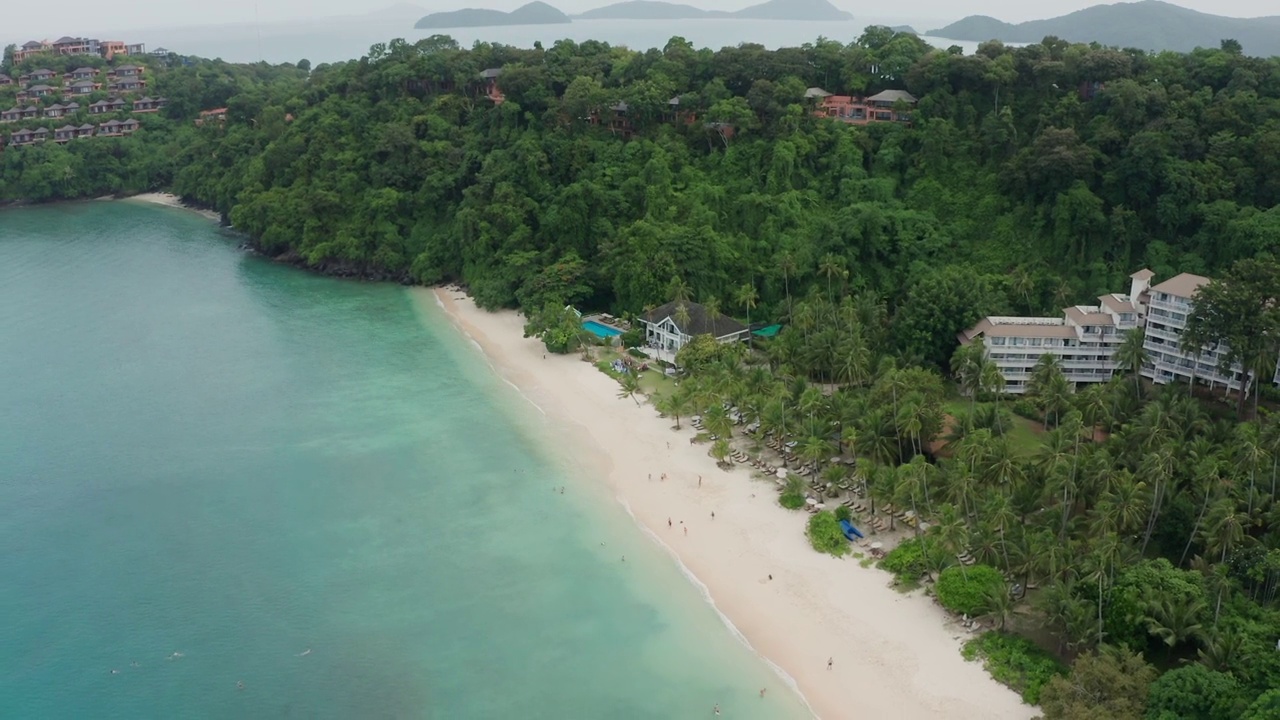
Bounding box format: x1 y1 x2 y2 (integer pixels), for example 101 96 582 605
807 87 918 125
641 301 750 357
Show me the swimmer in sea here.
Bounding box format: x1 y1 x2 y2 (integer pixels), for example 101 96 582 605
110 669 119 675
298 649 311 657
237 681 245 691
168 652 184 661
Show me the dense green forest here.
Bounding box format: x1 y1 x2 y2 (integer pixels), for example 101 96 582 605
5 30 1280 716
6 31 1280 371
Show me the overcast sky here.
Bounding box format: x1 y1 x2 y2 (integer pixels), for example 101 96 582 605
5 0 1276 41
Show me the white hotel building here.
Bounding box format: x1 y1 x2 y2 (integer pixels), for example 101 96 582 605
961 269 1268 395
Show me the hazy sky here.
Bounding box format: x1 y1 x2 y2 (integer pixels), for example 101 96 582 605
5 0 1277 41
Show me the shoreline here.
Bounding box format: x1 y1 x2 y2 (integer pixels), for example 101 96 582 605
425 287 1038 720
122 192 223 222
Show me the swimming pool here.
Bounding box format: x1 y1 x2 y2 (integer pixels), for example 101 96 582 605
583 320 623 338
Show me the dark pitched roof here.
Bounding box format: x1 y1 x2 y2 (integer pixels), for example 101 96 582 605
480 68 502 79
22 41 45 49
642 301 748 338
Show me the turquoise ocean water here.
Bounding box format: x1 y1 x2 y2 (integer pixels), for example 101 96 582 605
0 202 809 719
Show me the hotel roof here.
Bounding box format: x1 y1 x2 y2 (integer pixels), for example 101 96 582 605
1065 306 1115 326
1150 272 1211 299
962 317 1077 340
1098 294 1136 314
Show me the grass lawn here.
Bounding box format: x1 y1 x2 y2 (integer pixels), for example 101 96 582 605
943 400 1045 456
591 346 677 402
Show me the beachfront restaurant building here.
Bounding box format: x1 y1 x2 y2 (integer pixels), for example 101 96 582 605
641 301 749 355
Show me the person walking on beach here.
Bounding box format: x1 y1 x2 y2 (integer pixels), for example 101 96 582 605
760 688 767 698
713 704 720 716
683 526 688 536
698 475 702 487
711 511 715 519
668 518 672 528
827 657 833 670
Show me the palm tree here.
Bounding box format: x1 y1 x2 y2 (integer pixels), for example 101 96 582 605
835 336 871 388
1139 446 1176 556
799 435 834 470
1235 423 1268 517
668 275 692 305
703 403 733 441
932 503 971 574
951 343 990 415
1144 596 1207 656
674 302 692 340
1115 327 1148 395
1197 628 1245 671
711 437 731 466
896 391 928 457
982 581 1016 631
983 489 1018 574
703 296 722 339
818 253 844 306
617 372 641 406
1202 498 1245 564
736 283 758 350
778 251 796 323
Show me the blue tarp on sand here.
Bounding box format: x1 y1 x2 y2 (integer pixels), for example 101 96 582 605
839 519 864 540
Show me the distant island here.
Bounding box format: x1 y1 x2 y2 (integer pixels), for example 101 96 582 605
890 25 917 35
414 1 570 29
418 0 854 26
928 0 1280 57
576 0 853 21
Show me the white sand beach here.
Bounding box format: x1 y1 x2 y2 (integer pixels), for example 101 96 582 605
426 288 1038 720
126 192 222 222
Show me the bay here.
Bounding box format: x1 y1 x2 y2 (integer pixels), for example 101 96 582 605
0 201 809 719
130 16 993 66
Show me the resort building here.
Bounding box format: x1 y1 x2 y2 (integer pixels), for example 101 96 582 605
53 124 78 143
9 128 37 146
90 98 127 114
20 69 59 85
479 68 504 104
807 88 918 125
1138 272 1256 392
65 80 101 96
14 40 51 62
195 107 228 126
108 77 147 94
0 74 12 86
99 41 128 59
641 301 750 355
64 67 101 81
132 97 167 113
0 108 21 123
14 38 144 61
962 268 1278 396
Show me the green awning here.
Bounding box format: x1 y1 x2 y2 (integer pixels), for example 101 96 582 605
752 324 782 338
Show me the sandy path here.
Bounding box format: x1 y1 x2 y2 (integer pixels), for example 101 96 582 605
427 288 1037 720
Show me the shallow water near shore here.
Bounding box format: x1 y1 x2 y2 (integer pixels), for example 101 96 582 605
0 202 809 719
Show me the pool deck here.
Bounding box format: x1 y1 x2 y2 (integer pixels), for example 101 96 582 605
581 314 627 336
